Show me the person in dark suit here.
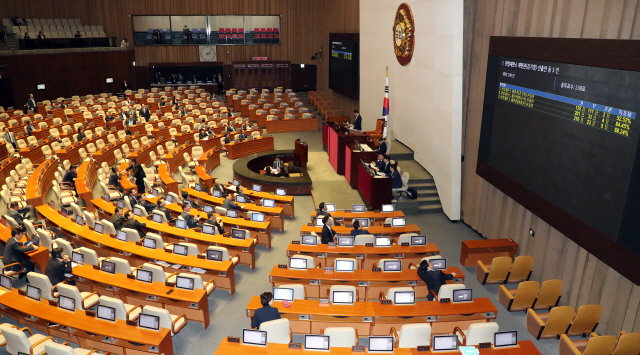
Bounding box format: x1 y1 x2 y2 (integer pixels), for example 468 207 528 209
352 109 362 130
45 247 74 288
139 194 157 214
417 259 457 301
75 127 86 142
204 214 225 234
74 31 82 38
27 93 38 113
226 122 236 133
206 125 216 137
125 188 140 208
7 202 44 227
321 216 336 244
38 31 46 39
236 185 252 203
139 104 151 120
179 107 188 117
124 111 137 128
125 159 146 193
212 178 228 196
381 155 392 175
316 202 331 218
119 108 129 121
181 191 202 210
372 153 385 171
241 122 252 131
159 98 167 107
110 207 125 230
123 211 146 237
389 164 402 189
237 128 248 141
108 167 123 192
121 80 129 92
251 292 281 329
2 228 35 278
198 127 208 140
156 198 173 221
376 138 387 155
351 220 366 236
63 165 78 194
217 74 224 95
3 127 17 149
180 203 202 229
273 155 284 170
223 193 242 211
104 112 115 122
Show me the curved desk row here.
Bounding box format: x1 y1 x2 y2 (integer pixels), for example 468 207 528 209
191 149 222 193
264 116 318 133
0 221 50 272
0 156 20 184
226 135 275 160
310 210 405 223
92 198 259 269
246 296 498 336
299 225 421 242
25 157 58 208
268 265 464 301
76 160 98 212
225 183 294 218
37 205 237 295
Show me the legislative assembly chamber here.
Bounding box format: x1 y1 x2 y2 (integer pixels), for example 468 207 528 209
0 1 639 355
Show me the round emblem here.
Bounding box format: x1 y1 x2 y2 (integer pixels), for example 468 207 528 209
393 3 415 66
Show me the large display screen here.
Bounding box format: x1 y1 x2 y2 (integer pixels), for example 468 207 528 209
329 33 359 100
478 37 640 285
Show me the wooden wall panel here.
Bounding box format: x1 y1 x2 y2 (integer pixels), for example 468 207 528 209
462 0 640 335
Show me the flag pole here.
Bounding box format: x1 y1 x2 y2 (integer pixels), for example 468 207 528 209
382 66 390 138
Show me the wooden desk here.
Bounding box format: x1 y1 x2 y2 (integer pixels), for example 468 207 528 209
326 123 371 175
37 205 237 295
0 156 20 184
226 136 275 160
225 184 294 218
19 144 46 165
91 136 135 167
357 162 392 210
214 338 541 355
0 223 50 272
310 210 405 224
72 264 210 329
286 242 440 269
126 138 169 167
76 160 98 212
163 142 191 174
184 188 284 233
346 143 378 190
158 164 179 195
264 117 318 133
460 239 519 267
92 198 258 269
268 265 464 301
246 296 498 335
300 225 421 241
0 289 173 355
194 148 222 190
25 157 58 208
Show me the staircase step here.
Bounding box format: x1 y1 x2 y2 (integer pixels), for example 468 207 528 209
409 182 435 190
407 178 433 184
417 196 441 206
418 204 443 213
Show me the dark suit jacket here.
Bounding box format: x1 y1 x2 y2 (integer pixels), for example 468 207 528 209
27 98 38 113
125 193 140 207
213 184 228 196
26 124 36 136
351 229 367 237
2 237 34 268
382 162 391 175
76 132 85 142
157 206 172 221
8 209 25 225
223 137 231 144
377 141 387 155
44 257 71 286
110 214 124 230
126 163 146 184
391 170 402 189
316 209 330 218
204 220 224 234
273 160 284 170
223 199 242 211
321 225 336 244
199 132 208 140
417 268 454 299
140 108 151 120
251 305 281 329
180 212 199 229
184 197 201 210
108 173 122 190
123 219 146 237
375 160 385 171
238 133 248 140
226 125 236 133
63 170 77 184
353 115 362 130
142 201 157 214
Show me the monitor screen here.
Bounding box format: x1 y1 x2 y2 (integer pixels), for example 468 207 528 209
203 204 214 213
133 207 142 216
243 329 267 346
231 229 245 239
194 183 202 192
142 238 156 249
176 276 195 290
369 337 394 352
173 244 188 256
30 236 40 247
494 331 518 347
71 251 84 264
75 215 84 226
152 213 163 223
97 305 116 321
453 289 473 303
383 260 401 272
301 235 317 245
207 249 223 261
232 179 241 186
104 193 111 202
175 219 187 230
106 78 114 84
392 218 406 227
136 269 153 283
152 188 159 196
430 259 446 270
394 291 415 305
411 236 426 246
116 230 127 242
332 290 354 304
166 194 174 203
305 335 330 351
273 287 294 302
375 236 392 247
337 236 354 246
381 204 395 213
276 188 286 196
352 204 366 212
94 223 104 234
26 285 41 301
354 218 369 228
252 184 262 192
325 204 336 212
117 200 124 208
202 224 214 235
251 213 265 222
335 259 355 272
432 336 458 351
0 274 12 290
101 260 116 274
289 257 307 270
138 314 160 331
236 195 246 203
226 209 238 218
315 217 324 227
59 295 75 311
262 199 275 208
213 190 222 198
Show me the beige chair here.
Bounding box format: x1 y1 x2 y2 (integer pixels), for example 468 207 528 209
322 327 358 347
533 279 563 310
498 281 540 312
527 306 575 339
390 323 432 348
431 284 466 301
454 322 499 346
3 326 56 355
566 305 602 337
26 272 59 300
611 331 640 355
98 295 142 321
333 257 359 270
559 333 616 355
141 306 187 336
354 234 375 245
276 284 306 300
205 246 240 266
259 319 291 344
476 256 512 285
328 285 358 302
289 255 317 269
57 283 100 310
44 342 101 355
505 255 535 283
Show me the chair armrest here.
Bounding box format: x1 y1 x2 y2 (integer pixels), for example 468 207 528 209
172 313 187 334
87 350 101 355
389 327 399 348
204 279 216 295
559 334 581 355
166 271 180 280
476 260 489 284
60 342 71 346
454 326 465 346
618 330 627 336
379 292 386 302
30 335 55 354
2 261 24 274
498 284 515 310
81 291 100 309
527 308 546 339
20 327 34 336
126 304 143 321
589 332 599 338
316 262 322 269
230 253 240 266
408 262 417 269
51 286 59 299
430 289 438 301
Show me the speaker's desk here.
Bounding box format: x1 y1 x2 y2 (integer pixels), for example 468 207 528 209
225 183 295 218
0 289 173 355
246 297 497 336
299 225 421 241
286 243 440 269
72 263 211 329
268 265 464 301
37 205 237 295
309 210 405 224
226 136 275 160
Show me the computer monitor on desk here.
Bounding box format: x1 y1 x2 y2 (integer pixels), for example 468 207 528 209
452 289 473 303
136 269 153 283
430 259 446 270
139 314 160 331
301 235 317 245
392 217 405 227
382 260 401 272
252 213 265 222
394 291 415 305
315 217 324 227
352 204 366 213
97 305 116 322
325 204 336 213
335 259 355 272
231 228 246 240
332 290 355 304
432 335 458 352
213 190 222 198
243 329 267 346
207 249 223 261
26 285 41 301
59 295 76 311
411 235 426 246
173 244 188 256
273 287 295 302
368 337 394 353
305 335 330 351
353 218 369 228
0 274 12 290
381 204 395 212
289 257 308 270
226 209 238 218
252 184 262 192
263 199 275 208
375 236 391 246
494 331 518 348
142 238 156 249
71 251 84 264
337 236 354 246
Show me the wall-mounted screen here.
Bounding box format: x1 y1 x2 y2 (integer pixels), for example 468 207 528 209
329 33 359 100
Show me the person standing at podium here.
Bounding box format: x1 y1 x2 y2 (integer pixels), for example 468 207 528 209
352 109 362 130
376 138 387 155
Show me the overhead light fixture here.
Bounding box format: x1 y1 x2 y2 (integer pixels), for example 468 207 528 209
301 64 305 68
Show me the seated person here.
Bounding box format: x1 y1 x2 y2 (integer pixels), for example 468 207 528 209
125 188 140 207
236 185 252 203
74 31 82 38
389 164 402 188
273 155 285 170
251 292 281 329
123 211 146 237
237 128 248 141
417 259 457 301
110 207 125 230
241 122 252 131
351 220 366 236
204 214 225 234
320 216 337 244
3 228 35 279
180 203 202 229
212 178 228 196
45 247 75 288
181 191 202 210
223 193 243 211
139 194 157 214
372 153 385 171
226 122 236 133
376 137 387 155
316 202 340 226
156 197 173 221
381 155 392 175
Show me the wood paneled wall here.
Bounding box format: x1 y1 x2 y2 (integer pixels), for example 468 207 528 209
0 0 360 111
462 0 640 335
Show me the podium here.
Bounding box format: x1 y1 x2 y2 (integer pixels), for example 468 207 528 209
294 139 308 168
357 159 392 209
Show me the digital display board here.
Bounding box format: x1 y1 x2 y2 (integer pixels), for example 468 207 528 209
329 33 359 100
